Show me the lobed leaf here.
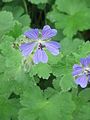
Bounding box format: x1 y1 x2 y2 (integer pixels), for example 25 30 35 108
19 85 75 120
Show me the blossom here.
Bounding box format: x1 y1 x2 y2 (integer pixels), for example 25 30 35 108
72 56 90 88
20 25 60 64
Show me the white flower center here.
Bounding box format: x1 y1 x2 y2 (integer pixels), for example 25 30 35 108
83 67 90 74
38 39 43 43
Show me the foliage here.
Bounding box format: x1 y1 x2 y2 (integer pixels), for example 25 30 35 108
47 0 90 38
0 0 90 120
0 11 14 37
19 85 75 120
28 0 48 5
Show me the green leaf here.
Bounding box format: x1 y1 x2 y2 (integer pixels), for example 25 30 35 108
52 54 77 91
3 6 31 27
53 77 61 91
60 38 83 55
53 68 76 91
3 6 24 18
52 54 76 77
0 74 19 97
47 50 61 65
0 55 6 73
0 69 35 98
78 41 90 57
0 35 37 97
86 0 90 7
44 87 58 99
74 103 90 120
2 0 13 2
29 63 52 79
56 0 87 15
47 0 90 37
0 97 20 120
8 21 22 38
0 11 14 38
73 88 90 120
78 88 90 103
28 0 48 5
19 86 75 120
0 35 23 96
0 36 22 73
60 72 76 91
18 14 30 26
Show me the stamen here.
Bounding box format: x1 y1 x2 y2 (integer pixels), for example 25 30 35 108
83 67 90 75
38 43 43 49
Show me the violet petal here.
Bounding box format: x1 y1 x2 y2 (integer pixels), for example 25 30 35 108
80 57 89 67
45 41 60 49
42 25 57 40
45 42 59 55
20 42 36 56
33 49 48 64
75 75 88 88
72 64 82 76
24 29 39 40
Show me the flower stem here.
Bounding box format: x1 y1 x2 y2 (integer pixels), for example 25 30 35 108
23 0 28 14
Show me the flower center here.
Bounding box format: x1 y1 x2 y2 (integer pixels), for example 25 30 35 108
38 43 43 49
38 39 42 43
83 67 90 75
38 43 45 50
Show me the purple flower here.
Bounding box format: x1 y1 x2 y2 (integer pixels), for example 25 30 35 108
20 25 60 64
72 56 90 88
